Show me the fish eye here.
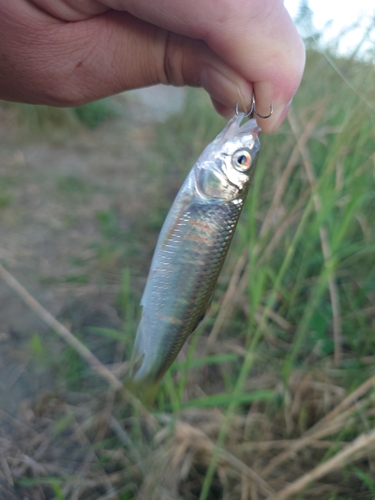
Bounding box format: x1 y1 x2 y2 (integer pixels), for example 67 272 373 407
232 149 252 172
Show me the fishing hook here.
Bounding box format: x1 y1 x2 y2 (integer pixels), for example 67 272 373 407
235 94 273 119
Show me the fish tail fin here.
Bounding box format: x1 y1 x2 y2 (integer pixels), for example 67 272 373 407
125 376 160 406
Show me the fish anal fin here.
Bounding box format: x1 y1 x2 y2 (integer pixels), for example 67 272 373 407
191 293 214 334
125 377 160 407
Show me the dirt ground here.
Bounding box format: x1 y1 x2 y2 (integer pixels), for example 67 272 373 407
0 91 185 417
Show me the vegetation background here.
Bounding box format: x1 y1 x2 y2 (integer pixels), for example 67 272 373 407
0 4 375 499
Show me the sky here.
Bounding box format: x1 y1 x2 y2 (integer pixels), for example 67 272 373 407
284 0 375 56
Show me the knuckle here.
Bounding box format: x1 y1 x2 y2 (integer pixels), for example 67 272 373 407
163 33 185 86
162 34 203 87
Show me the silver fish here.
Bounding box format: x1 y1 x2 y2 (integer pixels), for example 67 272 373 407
127 112 260 399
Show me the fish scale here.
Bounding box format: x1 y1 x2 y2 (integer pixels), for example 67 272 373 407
144 200 243 377
127 113 261 399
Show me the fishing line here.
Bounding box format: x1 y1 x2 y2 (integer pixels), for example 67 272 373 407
301 10 375 115
310 32 375 113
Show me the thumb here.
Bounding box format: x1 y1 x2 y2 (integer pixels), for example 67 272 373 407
1 8 253 112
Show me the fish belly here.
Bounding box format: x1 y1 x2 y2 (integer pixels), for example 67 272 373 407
142 198 244 380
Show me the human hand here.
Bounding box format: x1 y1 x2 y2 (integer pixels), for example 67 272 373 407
0 0 305 133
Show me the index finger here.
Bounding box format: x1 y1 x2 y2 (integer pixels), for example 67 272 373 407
100 0 305 132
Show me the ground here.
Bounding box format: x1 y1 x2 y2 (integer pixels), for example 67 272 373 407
0 90 185 415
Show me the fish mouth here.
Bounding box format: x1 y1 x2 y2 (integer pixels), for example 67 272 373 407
218 113 261 141
210 113 261 157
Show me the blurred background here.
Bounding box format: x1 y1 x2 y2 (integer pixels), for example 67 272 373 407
0 2 375 499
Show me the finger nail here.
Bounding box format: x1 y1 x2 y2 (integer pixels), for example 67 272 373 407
276 99 293 127
258 97 293 133
210 98 234 118
201 65 253 114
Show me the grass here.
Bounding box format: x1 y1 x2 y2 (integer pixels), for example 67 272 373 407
0 192 12 208
1 31 375 500
0 175 19 209
71 99 117 129
55 175 92 198
0 99 116 139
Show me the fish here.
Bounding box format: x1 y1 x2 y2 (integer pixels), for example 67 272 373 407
126 112 261 401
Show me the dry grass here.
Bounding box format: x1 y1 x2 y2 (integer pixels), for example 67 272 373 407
1 363 374 499
1 255 374 499
0 265 374 498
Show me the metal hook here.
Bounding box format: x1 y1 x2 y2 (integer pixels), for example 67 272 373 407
235 95 273 119
252 94 273 119
235 100 253 117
